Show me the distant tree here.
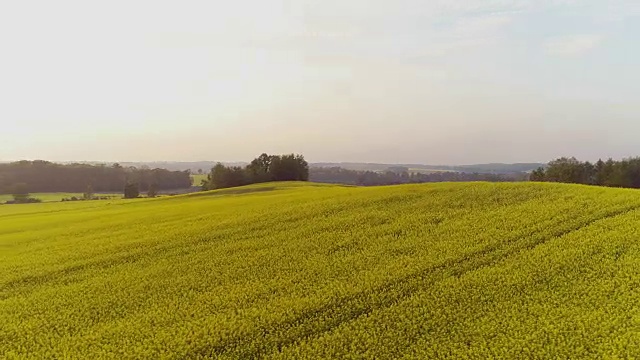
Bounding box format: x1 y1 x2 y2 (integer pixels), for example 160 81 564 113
582 161 597 185
627 158 640 188
270 154 309 181
594 159 607 185
11 183 29 202
201 153 310 190
211 164 248 189
83 185 94 200
197 169 203 175
147 183 158 198
124 183 140 199
0 161 190 193
529 167 546 182
208 163 228 190
246 153 274 183
527 156 640 189
544 157 590 184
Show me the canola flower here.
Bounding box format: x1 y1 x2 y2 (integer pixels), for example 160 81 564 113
1 182 640 359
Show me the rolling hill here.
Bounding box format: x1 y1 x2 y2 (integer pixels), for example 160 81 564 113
2 182 640 358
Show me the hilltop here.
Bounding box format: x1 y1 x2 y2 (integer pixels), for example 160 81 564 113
2 182 640 358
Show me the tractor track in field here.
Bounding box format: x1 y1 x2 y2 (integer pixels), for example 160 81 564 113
191 204 640 359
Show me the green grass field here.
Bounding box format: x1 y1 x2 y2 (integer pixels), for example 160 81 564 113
191 174 208 187
3 182 640 358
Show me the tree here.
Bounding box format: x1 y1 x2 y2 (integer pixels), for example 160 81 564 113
83 185 94 200
203 163 247 190
594 159 607 185
528 156 640 189
270 154 309 181
201 153 310 190
0 161 191 193
604 158 625 187
147 183 158 198
246 153 274 183
11 183 29 202
529 167 546 182
544 157 589 184
124 183 140 199
582 161 597 185
208 163 228 189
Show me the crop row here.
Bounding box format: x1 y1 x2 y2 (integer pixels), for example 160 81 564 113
1 182 640 358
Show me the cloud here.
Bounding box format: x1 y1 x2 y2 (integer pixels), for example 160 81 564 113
544 34 604 56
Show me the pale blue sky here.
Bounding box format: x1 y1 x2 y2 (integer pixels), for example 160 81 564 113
1 0 639 164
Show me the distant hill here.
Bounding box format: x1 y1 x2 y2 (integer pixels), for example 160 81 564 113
3 181 640 358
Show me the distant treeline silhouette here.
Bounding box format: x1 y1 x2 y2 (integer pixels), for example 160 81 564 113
531 157 640 188
201 153 309 190
0 161 192 194
309 167 527 186
14 156 632 196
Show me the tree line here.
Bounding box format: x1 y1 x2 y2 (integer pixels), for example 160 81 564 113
201 153 309 190
309 167 527 186
530 157 640 188
0 160 192 194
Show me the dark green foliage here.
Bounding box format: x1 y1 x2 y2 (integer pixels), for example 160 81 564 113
542 157 593 184
62 196 114 202
203 164 249 190
269 154 309 182
147 183 158 198
203 153 309 190
529 167 546 182
530 157 640 189
5 198 42 204
124 183 140 199
5 183 41 204
246 153 274 183
0 161 191 194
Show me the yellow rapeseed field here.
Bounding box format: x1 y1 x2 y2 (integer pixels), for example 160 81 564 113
2 182 640 359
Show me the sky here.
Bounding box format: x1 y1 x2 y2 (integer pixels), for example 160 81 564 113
1 0 639 164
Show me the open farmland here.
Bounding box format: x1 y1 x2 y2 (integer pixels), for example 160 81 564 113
2 182 640 358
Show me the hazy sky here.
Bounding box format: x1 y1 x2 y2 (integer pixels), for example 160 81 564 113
2 0 639 164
